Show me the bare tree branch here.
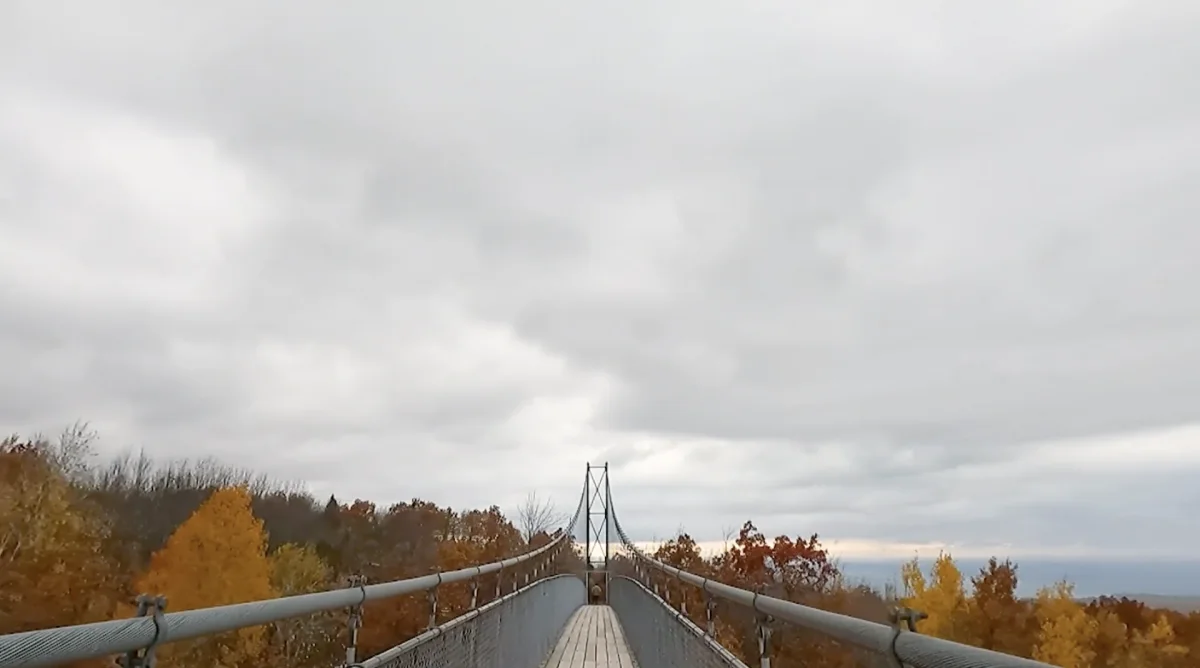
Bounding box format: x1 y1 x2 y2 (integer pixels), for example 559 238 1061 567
515 490 567 543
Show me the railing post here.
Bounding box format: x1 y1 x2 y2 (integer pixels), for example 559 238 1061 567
469 576 479 610
705 590 716 637
118 594 167 668
344 575 366 667
496 566 504 599
756 613 774 668
676 571 686 616
427 572 442 630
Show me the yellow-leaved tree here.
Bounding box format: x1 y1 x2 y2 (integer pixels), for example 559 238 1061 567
1090 608 1131 668
135 486 276 668
900 553 970 642
0 438 118 643
1127 614 1188 668
1032 580 1097 668
268 543 338 668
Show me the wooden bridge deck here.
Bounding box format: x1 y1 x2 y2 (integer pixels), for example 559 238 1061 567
544 605 637 668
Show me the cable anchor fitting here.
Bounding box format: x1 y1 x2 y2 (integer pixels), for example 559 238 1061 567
118 594 167 668
886 606 926 668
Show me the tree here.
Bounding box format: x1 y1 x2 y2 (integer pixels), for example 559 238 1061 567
1127 614 1188 668
708 521 848 668
268 544 339 668
900 553 970 642
652 533 708 625
135 486 276 668
0 438 119 652
1032 580 1097 668
966 557 1033 656
515 491 565 543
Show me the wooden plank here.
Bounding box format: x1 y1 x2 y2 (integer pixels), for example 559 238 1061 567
546 607 586 668
605 605 637 668
544 605 637 668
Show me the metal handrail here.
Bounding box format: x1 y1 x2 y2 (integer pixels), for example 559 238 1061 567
607 493 1055 668
0 482 586 668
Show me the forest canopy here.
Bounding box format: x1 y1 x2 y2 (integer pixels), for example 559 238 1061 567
2 425 1196 668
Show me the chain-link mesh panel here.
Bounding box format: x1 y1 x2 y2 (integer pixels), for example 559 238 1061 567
609 576 747 668
356 574 585 668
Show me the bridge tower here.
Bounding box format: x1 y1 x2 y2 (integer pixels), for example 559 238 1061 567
584 462 610 602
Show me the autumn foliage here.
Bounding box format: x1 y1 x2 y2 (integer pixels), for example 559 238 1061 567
4 426 1199 668
634 528 1200 668
0 429 580 668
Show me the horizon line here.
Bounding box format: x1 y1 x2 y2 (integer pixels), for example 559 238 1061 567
617 538 1200 562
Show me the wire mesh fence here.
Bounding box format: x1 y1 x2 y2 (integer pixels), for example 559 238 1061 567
354 574 585 668
609 576 747 668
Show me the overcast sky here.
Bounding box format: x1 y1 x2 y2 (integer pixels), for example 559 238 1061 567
3 1 1199 562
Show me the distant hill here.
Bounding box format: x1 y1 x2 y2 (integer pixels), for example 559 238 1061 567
1078 594 1200 613
840 558 1200 599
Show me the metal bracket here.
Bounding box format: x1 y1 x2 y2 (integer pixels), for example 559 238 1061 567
886 606 927 668
118 595 167 668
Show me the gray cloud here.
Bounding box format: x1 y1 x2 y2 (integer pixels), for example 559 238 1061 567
3 0 1200 568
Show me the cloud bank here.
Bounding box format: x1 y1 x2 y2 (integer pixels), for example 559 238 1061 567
2 0 1199 561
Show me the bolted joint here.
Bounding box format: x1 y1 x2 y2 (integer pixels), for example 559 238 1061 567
889 606 927 633
117 594 167 668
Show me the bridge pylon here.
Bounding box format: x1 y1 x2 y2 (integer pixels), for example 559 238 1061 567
585 462 611 602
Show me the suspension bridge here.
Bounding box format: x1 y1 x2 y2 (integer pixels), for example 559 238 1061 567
0 464 1054 668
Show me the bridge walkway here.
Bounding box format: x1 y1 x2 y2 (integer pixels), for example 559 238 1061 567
544 605 636 668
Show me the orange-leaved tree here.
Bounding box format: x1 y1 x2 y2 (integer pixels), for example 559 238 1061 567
358 499 453 657
134 486 276 668
708 521 846 668
0 438 119 667
652 533 709 626
966 557 1033 656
